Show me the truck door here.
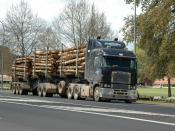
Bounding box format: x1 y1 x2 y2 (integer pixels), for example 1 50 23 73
93 56 103 84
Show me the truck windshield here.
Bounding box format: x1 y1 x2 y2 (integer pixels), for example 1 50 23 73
103 56 136 69
94 40 125 49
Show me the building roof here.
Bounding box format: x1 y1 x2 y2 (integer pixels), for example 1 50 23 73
153 78 175 85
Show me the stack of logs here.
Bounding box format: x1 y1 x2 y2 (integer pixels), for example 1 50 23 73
31 50 59 76
57 46 86 75
12 57 32 79
12 46 86 79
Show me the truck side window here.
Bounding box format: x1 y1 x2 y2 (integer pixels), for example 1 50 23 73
92 41 102 49
94 57 98 68
130 60 136 69
94 57 102 68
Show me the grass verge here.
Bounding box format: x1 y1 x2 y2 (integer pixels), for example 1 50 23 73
137 87 175 98
137 87 175 103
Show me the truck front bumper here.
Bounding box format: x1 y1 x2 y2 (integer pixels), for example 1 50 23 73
99 88 137 101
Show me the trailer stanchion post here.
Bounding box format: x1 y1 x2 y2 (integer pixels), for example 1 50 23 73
33 47 36 78
23 55 27 80
45 45 48 82
14 57 16 82
60 43 63 77
75 43 79 77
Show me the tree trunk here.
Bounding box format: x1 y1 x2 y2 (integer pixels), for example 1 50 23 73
168 78 171 97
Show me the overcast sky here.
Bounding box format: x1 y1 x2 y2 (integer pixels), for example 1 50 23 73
0 0 137 39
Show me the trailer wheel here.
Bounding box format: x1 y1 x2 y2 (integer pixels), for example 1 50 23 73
19 89 23 95
67 86 73 99
43 89 47 97
73 85 79 100
93 87 101 102
16 88 19 95
38 88 43 97
12 88 16 94
58 81 66 97
16 85 20 95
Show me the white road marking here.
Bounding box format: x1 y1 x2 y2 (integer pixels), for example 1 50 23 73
0 98 60 103
0 97 175 117
0 96 127 109
0 94 131 108
40 105 175 117
1 100 175 126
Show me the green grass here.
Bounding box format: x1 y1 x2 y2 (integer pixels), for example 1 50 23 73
137 87 175 98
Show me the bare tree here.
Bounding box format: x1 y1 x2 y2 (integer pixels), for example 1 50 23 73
53 0 113 47
4 0 41 56
0 20 9 46
87 4 112 40
37 25 61 50
53 0 90 47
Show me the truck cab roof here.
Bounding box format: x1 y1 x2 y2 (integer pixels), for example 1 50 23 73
89 39 126 49
88 39 136 59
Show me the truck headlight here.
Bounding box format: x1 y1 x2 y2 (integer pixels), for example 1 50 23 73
104 84 107 88
130 86 136 90
128 90 136 95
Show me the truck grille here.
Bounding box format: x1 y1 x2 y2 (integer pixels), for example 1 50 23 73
111 71 131 89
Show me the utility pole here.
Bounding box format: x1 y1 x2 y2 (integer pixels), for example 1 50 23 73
134 0 137 54
1 52 3 89
0 20 5 89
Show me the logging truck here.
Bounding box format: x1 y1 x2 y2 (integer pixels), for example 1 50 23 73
11 38 137 103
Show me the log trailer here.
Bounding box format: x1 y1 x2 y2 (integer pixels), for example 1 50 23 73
11 38 137 103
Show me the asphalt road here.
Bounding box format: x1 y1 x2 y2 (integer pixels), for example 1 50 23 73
0 90 175 131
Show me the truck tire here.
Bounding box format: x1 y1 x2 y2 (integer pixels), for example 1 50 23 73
38 88 43 97
12 88 16 94
58 81 66 97
16 88 19 95
43 89 47 97
67 85 73 99
73 85 79 100
19 89 23 95
93 87 101 102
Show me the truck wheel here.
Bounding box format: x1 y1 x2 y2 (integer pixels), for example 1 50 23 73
38 88 43 97
58 81 66 96
43 89 48 97
16 88 19 95
93 87 101 102
67 86 73 99
12 88 16 94
73 86 79 100
19 89 23 95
